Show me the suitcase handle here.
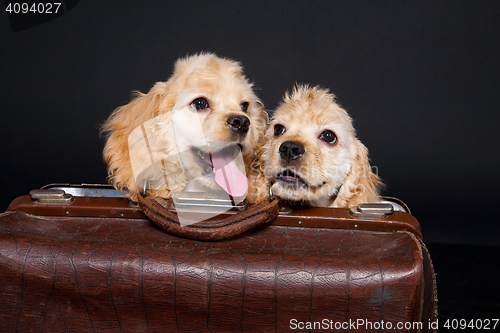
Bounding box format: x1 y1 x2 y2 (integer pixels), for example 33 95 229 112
137 192 279 241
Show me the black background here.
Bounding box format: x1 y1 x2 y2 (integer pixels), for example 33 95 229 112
1 0 499 327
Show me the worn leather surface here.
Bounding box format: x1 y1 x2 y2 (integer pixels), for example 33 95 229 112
419 240 439 330
7 194 423 239
0 210 435 332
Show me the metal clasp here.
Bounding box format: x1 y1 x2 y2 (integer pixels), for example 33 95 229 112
30 189 73 204
172 191 247 212
350 203 394 218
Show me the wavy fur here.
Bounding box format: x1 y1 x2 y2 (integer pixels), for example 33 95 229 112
262 84 382 208
101 53 268 203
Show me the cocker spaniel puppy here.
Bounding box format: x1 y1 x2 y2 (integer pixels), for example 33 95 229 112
262 85 382 208
101 53 268 204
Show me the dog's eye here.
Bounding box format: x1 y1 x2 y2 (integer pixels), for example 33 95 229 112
191 97 209 111
274 124 286 137
241 101 249 112
319 130 337 144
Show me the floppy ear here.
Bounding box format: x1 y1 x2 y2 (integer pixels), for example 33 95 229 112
243 99 270 204
100 82 175 200
334 139 382 208
242 98 268 160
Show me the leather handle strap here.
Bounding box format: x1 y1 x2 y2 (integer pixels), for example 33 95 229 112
137 193 279 241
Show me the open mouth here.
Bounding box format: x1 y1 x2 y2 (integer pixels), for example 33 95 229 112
276 169 326 189
191 146 213 175
276 169 307 187
191 144 243 175
190 143 248 197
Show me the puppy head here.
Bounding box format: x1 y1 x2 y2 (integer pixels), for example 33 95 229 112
101 53 267 201
169 54 266 157
164 54 267 195
262 85 381 208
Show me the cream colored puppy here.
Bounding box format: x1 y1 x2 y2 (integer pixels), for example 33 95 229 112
262 85 382 208
101 53 268 203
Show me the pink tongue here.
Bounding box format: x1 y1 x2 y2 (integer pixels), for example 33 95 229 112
211 149 248 197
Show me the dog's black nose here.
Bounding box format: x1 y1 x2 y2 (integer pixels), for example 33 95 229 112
279 141 305 162
226 115 250 135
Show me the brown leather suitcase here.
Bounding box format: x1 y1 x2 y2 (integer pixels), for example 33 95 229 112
0 184 437 332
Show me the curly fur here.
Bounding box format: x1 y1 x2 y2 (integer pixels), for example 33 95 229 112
262 85 382 208
101 53 268 203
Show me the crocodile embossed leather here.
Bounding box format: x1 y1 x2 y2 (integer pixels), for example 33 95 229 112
1 192 437 332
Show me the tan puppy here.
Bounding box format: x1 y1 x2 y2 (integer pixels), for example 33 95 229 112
101 53 268 204
262 85 382 208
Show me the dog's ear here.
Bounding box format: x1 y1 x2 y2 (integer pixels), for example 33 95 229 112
242 99 270 204
252 99 269 149
334 139 382 208
100 82 175 200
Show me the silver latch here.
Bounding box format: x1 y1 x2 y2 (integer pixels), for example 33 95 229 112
30 189 73 204
351 203 394 218
172 191 247 212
